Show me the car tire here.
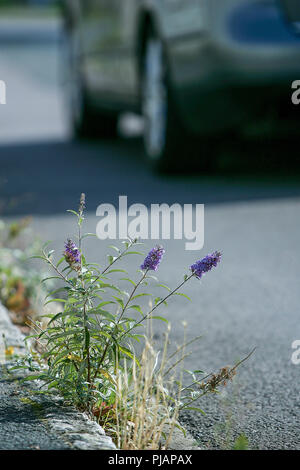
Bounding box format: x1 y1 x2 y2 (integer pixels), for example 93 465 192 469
62 26 118 140
141 34 212 173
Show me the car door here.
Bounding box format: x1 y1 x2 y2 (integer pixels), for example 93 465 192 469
80 0 139 109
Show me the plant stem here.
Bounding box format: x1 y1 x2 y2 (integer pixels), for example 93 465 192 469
82 298 91 384
92 270 149 380
44 250 74 287
179 348 256 410
91 241 136 287
122 273 195 339
117 270 148 325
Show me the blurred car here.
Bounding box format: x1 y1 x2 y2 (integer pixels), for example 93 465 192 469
281 0 300 31
60 0 300 171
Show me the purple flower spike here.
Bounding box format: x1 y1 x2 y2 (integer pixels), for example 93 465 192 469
190 251 222 279
64 239 81 266
141 245 165 272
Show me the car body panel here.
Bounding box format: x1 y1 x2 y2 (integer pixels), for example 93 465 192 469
77 1 139 107
281 0 300 32
62 0 300 132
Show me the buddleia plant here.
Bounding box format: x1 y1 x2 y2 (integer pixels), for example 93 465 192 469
11 194 249 418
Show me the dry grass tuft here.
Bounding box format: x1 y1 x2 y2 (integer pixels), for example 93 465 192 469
111 326 184 450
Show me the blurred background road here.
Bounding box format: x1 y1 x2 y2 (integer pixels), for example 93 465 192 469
0 4 299 450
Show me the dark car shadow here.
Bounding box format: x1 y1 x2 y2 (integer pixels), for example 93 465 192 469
0 134 300 216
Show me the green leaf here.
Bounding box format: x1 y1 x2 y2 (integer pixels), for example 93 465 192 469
100 283 123 294
184 369 195 378
67 209 79 217
106 269 128 274
148 316 168 323
98 301 115 308
47 380 59 390
108 245 121 253
154 297 168 307
146 275 158 282
119 346 140 366
21 375 40 382
128 305 143 316
127 334 144 342
120 278 136 287
93 310 116 322
61 266 72 273
107 255 116 265
66 298 79 304
46 330 80 341
56 257 65 268
24 333 39 340
158 284 171 292
131 293 151 300
41 276 63 283
44 298 66 306
81 233 96 239
174 293 191 301
93 331 113 341
112 296 124 310
45 287 70 300
92 293 104 301
47 311 65 325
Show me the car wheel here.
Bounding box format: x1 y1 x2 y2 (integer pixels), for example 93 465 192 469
141 35 211 173
62 26 118 140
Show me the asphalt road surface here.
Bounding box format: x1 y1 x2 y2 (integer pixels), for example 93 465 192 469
0 15 299 450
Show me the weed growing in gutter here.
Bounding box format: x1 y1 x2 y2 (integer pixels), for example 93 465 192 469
11 194 252 449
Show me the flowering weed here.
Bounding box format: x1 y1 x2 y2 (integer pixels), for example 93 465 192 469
11 194 252 447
